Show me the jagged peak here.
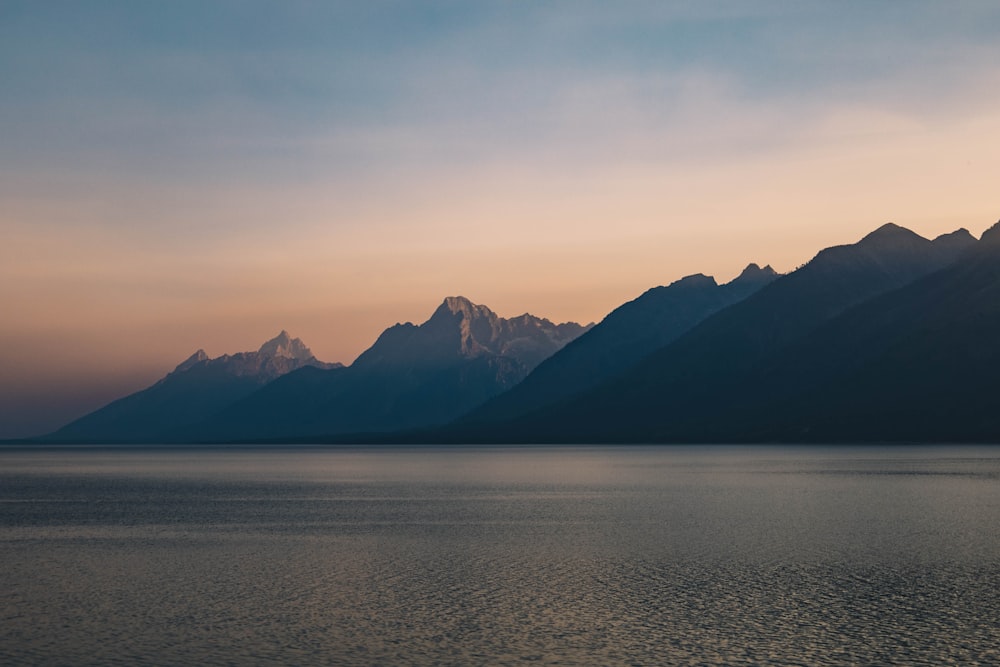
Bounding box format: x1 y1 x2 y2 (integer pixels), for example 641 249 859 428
258 330 314 361
427 297 584 332
442 295 474 311
430 296 498 322
508 312 549 325
732 263 778 282
173 349 209 373
352 293 592 371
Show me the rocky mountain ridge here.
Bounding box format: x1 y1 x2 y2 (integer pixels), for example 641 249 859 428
450 221 985 443
43 218 998 444
194 297 593 440
50 331 341 442
48 300 591 442
354 296 591 372
461 262 779 425
165 330 339 380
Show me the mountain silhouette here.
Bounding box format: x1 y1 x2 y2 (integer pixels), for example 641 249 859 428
49 332 341 442
479 223 977 442
192 297 591 440
459 263 778 425
715 222 1000 441
41 220 1000 445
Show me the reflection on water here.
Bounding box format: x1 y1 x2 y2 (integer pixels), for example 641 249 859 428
1 445 999 665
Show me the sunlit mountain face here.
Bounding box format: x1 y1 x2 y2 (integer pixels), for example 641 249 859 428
47 298 591 443
49 332 342 443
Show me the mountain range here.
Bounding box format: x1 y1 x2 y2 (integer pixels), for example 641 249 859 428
191 297 591 440
460 223 982 443
49 299 591 442
42 218 1000 444
51 331 341 442
460 262 779 426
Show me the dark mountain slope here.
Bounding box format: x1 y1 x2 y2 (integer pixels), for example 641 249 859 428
499 224 976 442
196 297 591 440
461 264 778 425
718 222 1000 442
48 332 341 443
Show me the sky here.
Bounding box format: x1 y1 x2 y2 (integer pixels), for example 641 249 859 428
2 0 999 437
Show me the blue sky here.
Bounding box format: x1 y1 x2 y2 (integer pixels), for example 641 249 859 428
5 1 997 187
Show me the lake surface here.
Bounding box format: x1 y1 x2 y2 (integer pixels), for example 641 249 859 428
1 445 999 665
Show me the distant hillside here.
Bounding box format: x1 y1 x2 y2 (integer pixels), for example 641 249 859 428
460 223 980 443
461 263 778 425
44 219 1000 445
720 222 1000 441
49 331 341 442
190 297 592 440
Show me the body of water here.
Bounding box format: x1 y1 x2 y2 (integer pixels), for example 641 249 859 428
1 445 999 665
